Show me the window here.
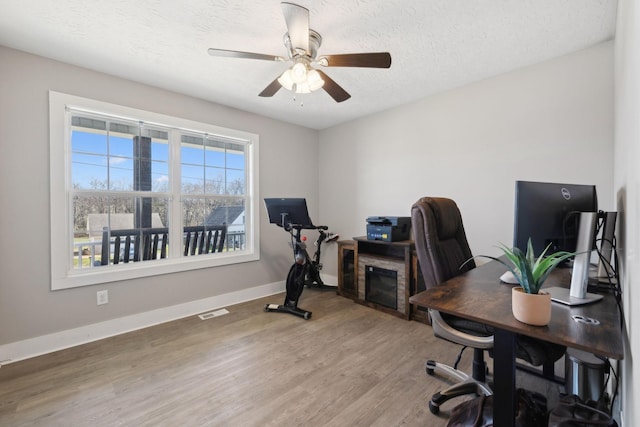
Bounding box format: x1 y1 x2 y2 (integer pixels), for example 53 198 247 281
50 92 259 290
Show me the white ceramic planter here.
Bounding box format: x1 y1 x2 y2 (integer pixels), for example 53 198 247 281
511 287 551 326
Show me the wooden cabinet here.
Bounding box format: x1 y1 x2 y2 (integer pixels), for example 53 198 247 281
410 250 430 324
337 240 357 299
337 237 428 324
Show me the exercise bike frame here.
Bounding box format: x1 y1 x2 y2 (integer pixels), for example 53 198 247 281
264 223 333 319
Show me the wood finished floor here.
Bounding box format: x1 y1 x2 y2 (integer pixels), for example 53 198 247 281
0 290 558 427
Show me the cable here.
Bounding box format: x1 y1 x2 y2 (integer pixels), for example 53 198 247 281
598 357 619 416
561 210 581 253
453 346 467 370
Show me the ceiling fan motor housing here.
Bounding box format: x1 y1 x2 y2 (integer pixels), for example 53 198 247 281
284 29 322 60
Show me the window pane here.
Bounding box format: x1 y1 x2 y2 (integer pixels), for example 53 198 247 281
182 197 246 253
72 195 170 269
211 200 245 251
109 156 134 190
205 166 225 194
72 128 107 154
182 197 206 227
144 127 170 193
152 160 169 191
226 169 245 195
226 150 245 169
71 129 109 189
109 135 133 158
182 164 204 193
152 140 169 160
181 136 247 196
181 135 205 193
204 148 224 168
181 145 204 166
72 152 108 189
72 195 136 269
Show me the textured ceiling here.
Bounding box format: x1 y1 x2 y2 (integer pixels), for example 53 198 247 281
0 0 617 129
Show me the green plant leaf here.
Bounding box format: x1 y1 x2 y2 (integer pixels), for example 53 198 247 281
465 238 577 294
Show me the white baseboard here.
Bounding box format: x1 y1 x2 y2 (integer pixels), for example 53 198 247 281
321 274 338 286
0 281 285 367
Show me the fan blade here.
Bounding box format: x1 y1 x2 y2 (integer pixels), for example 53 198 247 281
208 48 285 62
316 70 351 103
258 78 282 97
317 52 392 68
281 2 309 53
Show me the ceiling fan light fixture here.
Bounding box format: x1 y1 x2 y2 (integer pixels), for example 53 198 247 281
290 62 308 84
277 69 295 90
278 63 324 94
307 69 324 91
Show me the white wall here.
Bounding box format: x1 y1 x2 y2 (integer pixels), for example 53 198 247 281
0 46 319 355
318 42 614 274
614 0 640 426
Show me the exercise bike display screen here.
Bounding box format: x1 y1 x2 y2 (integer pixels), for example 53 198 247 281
264 198 315 229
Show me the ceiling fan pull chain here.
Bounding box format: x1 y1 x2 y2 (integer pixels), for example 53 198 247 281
292 93 304 107
290 90 304 107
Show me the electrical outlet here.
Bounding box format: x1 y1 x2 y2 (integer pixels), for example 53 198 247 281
97 290 109 305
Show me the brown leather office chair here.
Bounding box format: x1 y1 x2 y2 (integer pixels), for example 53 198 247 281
411 197 565 414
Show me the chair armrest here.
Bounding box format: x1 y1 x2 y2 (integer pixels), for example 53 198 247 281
431 310 494 349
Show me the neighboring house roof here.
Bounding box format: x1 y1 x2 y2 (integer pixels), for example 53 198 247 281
205 206 244 226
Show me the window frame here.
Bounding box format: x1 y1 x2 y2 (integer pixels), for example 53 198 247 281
49 91 260 290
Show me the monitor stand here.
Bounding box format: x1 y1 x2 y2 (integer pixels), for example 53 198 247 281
545 286 603 306
547 211 604 306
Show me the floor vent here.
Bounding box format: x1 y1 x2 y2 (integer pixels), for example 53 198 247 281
198 308 229 320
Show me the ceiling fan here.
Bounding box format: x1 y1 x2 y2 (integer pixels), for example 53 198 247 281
207 2 391 103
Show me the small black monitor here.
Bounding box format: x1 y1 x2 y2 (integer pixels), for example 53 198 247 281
513 181 597 256
264 198 315 230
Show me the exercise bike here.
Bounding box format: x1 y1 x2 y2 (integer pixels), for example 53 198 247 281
263 198 338 319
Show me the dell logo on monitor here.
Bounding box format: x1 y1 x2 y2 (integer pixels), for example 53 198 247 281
561 187 571 200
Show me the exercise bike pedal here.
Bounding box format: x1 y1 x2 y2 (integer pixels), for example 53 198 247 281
324 233 340 243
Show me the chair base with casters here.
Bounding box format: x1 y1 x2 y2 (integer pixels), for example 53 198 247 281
425 351 493 414
427 309 494 414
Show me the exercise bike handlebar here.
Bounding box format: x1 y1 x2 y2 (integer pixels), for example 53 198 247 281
287 223 328 231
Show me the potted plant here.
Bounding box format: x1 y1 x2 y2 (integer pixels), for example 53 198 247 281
467 238 575 326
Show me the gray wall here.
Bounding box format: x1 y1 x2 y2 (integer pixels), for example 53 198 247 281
0 39 621 386
0 46 319 345
318 41 614 274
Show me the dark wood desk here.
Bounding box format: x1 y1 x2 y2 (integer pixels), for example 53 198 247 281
409 260 623 427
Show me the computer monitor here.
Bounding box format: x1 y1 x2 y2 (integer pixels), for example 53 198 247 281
513 180 598 257
264 198 315 230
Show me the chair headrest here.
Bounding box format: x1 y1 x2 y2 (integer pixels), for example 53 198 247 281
418 197 462 240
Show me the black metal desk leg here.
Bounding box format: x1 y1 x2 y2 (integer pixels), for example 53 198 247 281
493 328 517 427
